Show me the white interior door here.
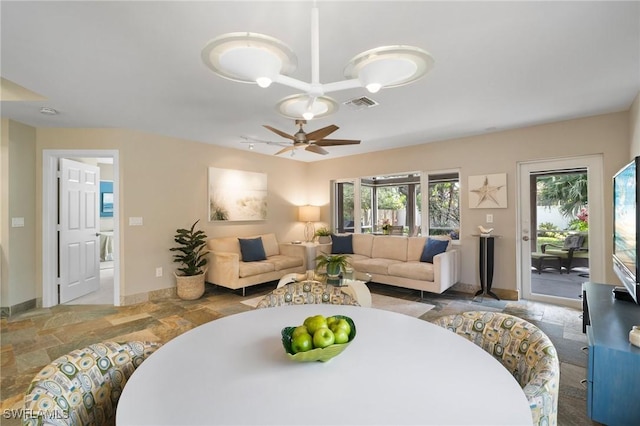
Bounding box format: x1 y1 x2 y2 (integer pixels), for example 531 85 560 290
59 158 100 303
517 155 604 309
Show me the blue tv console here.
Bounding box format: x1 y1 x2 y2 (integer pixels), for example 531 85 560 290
582 282 640 425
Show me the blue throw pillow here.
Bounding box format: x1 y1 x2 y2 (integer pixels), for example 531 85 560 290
331 233 353 254
238 237 267 262
420 238 449 263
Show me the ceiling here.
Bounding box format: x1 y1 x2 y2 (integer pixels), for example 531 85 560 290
1 1 639 162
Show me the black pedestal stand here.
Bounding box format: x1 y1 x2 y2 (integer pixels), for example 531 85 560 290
474 235 500 300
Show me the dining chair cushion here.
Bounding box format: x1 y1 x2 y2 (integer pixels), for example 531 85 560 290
23 341 162 426
238 237 267 262
257 281 360 308
432 311 559 426
420 238 449 263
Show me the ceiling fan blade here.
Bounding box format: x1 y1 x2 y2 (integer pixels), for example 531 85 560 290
305 124 339 142
314 139 361 146
305 144 329 155
274 146 295 155
263 125 295 140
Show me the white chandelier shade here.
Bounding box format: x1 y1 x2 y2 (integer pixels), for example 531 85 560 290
201 5 434 120
276 94 338 120
201 32 298 86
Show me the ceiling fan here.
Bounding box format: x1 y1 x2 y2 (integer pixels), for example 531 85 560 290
247 120 360 156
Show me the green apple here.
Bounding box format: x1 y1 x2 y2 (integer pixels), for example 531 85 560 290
313 328 335 348
329 318 351 336
291 325 308 339
304 315 328 335
326 316 338 328
291 332 313 353
333 328 349 344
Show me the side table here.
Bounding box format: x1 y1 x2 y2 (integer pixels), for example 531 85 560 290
290 241 331 269
473 234 500 300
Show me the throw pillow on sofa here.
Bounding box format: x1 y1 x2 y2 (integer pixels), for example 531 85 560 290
238 237 267 262
331 234 354 254
420 238 449 263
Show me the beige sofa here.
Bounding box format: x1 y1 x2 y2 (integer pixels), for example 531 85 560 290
319 234 460 297
206 233 307 295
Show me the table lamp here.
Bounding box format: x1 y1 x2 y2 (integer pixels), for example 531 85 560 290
298 205 320 242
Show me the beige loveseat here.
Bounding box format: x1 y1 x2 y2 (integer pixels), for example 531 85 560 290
206 233 307 295
319 234 460 297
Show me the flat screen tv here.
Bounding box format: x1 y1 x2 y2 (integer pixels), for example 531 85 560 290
612 156 640 304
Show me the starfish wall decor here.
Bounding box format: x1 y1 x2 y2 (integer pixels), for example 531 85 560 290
469 173 507 208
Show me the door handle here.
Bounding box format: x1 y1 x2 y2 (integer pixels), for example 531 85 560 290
95 233 100 237
522 236 529 241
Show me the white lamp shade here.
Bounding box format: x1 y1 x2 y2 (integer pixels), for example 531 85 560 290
276 94 338 120
298 205 320 222
344 45 434 89
201 32 297 84
218 47 282 82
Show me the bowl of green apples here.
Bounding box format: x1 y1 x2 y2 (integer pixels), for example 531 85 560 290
281 314 356 362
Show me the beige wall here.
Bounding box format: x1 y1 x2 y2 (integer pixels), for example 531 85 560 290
1 120 37 308
0 106 634 309
630 92 640 157
308 112 630 291
34 129 311 302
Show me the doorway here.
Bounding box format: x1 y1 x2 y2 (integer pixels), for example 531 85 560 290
42 150 120 307
517 155 604 309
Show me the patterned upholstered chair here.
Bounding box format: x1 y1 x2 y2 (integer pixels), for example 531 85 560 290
23 341 162 426
433 311 559 426
257 281 360 308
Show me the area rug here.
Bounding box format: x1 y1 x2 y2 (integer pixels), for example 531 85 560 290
241 293 434 318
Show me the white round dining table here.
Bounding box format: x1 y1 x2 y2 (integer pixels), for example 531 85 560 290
117 304 532 425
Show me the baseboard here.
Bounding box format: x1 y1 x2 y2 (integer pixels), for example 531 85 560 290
1 298 38 317
451 282 519 301
119 286 177 306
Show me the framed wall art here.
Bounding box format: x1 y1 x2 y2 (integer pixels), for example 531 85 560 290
208 167 267 221
468 173 507 209
100 180 114 217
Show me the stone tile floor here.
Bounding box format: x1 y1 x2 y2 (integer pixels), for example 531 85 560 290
1 282 599 425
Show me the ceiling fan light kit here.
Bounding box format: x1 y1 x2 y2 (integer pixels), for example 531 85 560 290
201 3 434 121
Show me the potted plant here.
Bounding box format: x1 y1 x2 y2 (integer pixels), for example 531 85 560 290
315 227 332 244
314 253 351 280
170 220 209 300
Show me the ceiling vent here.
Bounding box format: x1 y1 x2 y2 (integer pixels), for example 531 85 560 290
343 96 379 111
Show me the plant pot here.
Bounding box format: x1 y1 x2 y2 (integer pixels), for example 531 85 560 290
326 263 341 279
318 236 331 244
174 270 206 300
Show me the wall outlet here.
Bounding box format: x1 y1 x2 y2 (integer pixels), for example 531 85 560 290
155 267 163 277
129 217 143 226
486 214 494 223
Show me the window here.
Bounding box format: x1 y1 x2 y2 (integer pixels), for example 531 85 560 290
332 170 460 241
335 181 355 233
427 172 460 240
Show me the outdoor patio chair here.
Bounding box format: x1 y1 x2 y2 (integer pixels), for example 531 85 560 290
541 232 589 273
390 226 404 235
